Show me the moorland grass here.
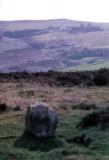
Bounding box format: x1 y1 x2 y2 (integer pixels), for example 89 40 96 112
0 109 109 160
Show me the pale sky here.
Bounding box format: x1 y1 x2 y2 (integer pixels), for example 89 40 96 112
0 0 109 22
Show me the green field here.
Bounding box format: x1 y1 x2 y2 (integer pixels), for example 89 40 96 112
65 60 109 71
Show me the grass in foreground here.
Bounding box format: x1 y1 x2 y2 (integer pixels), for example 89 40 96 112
0 81 109 160
0 108 109 160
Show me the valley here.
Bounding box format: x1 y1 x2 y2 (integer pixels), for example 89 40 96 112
0 19 109 72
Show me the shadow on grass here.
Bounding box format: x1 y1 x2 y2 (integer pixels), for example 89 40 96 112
14 132 65 152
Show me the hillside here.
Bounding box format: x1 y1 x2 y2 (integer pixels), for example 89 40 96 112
0 19 109 72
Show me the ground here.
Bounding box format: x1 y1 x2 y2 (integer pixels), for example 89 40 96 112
0 81 109 160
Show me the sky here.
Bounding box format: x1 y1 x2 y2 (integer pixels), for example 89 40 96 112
0 0 109 22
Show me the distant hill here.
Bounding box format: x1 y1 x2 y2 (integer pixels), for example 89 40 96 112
0 19 109 72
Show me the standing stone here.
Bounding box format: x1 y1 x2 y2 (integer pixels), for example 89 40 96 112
25 102 58 138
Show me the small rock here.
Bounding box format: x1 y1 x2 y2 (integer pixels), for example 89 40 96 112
25 102 58 138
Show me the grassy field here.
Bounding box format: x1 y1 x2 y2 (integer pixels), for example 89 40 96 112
0 80 109 159
64 60 109 71
1 109 109 160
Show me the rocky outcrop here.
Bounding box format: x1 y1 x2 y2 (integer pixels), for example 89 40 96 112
25 102 58 138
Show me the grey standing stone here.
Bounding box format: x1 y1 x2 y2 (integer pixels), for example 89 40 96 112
25 102 58 138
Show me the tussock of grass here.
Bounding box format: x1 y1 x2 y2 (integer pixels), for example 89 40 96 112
78 107 109 128
73 103 98 110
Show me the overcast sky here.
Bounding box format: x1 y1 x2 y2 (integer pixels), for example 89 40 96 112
0 0 109 22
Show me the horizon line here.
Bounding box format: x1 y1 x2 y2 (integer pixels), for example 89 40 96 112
0 18 109 24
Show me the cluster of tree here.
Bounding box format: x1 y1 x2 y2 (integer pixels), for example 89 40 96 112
0 68 109 87
65 24 103 34
60 48 109 61
3 29 49 38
